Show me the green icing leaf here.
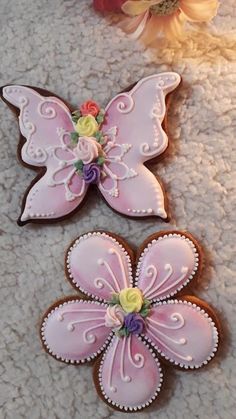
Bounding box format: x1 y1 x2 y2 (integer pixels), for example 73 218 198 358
117 327 129 337
139 298 151 317
109 293 120 306
70 131 79 144
94 131 105 144
96 110 105 124
139 307 150 318
74 160 84 173
72 115 80 124
72 109 81 116
97 156 105 166
143 298 151 308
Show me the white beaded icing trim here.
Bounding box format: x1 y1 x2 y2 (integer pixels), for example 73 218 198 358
135 233 200 301
66 232 133 301
41 299 113 364
127 208 153 214
98 336 163 411
143 299 219 369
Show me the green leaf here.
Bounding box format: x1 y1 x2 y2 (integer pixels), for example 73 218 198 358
117 327 129 337
139 307 150 318
94 131 104 143
139 298 151 317
96 110 105 124
143 298 151 308
70 132 79 144
74 160 84 173
109 293 120 306
97 156 105 166
72 115 80 124
72 110 81 117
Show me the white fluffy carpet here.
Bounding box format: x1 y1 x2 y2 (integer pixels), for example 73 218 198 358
0 1 236 418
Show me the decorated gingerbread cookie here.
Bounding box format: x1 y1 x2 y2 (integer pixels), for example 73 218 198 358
1 73 180 225
40 231 220 412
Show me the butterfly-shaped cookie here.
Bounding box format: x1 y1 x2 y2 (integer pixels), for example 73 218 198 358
1 73 180 225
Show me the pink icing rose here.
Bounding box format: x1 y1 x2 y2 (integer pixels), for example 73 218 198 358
75 137 103 164
80 100 100 117
105 304 125 330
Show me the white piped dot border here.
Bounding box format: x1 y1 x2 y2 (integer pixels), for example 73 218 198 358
142 299 219 369
41 299 113 364
135 233 200 301
66 232 133 301
98 335 163 412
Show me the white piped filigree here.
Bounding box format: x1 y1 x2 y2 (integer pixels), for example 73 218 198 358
37 100 57 119
99 127 137 198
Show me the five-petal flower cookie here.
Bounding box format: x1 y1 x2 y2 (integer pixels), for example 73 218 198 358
1 73 180 225
40 230 220 412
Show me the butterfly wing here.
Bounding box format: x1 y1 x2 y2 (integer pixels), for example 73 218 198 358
1 86 88 224
98 73 181 219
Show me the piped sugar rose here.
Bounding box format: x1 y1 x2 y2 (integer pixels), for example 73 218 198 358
105 305 125 330
76 115 99 137
124 313 145 335
82 163 101 184
119 287 143 313
75 137 103 164
80 100 100 117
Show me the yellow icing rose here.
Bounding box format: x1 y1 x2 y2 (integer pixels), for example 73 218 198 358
119 287 143 313
76 115 99 137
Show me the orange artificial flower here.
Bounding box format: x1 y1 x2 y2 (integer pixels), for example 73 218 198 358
120 0 219 42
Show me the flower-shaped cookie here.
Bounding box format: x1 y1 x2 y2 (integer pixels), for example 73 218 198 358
41 231 219 412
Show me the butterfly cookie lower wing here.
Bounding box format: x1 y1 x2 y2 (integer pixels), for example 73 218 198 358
1 85 88 224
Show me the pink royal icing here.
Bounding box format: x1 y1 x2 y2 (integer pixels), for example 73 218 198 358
41 231 219 412
2 73 181 225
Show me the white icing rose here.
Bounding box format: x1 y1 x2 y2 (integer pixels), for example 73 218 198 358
75 136 103 164
105 305 125 330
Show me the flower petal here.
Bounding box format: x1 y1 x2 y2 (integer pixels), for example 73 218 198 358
96 334 163 411
41 299 112 363
145 299 219 368
93 0 126 12
180 0 219 22
136 232 200 301
122 1 160 16
66 232 133 302
161 11 186 39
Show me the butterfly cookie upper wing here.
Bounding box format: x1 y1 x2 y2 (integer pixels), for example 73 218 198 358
1 86 88 224
98 73 181 219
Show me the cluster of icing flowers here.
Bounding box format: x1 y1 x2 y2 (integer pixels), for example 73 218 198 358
105 287 151 337
70 101 106 184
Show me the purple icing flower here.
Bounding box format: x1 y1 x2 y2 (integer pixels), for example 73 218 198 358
82 163 101 184
124 313 145 335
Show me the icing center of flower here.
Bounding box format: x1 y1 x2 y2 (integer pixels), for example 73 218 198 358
70 100 107 184
105 287 151 337
150 0 179 16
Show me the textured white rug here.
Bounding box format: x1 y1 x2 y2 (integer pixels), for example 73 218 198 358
0 1 236 418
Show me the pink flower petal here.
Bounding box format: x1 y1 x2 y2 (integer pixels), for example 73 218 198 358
145 299 219 368
66 232 133 302
41 299 112 363
136 232 200 301
97 334 163 410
